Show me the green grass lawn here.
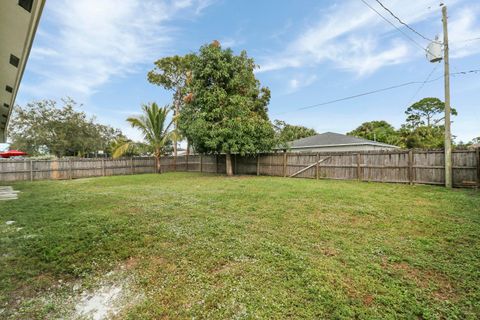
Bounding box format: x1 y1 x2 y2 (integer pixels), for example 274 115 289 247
1 173 479 319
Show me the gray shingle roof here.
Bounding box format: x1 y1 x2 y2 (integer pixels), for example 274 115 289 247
286 132 399 149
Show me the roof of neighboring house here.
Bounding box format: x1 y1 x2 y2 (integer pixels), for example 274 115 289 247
283 132 400 149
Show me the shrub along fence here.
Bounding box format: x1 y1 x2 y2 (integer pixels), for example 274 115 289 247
0 149 479 188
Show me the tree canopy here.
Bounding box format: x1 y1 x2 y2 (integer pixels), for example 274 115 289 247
178 42 275 175
8 98 123 157
399 125 445 149
347 120 401 146
346 97 462 149
147 55 195 157
405 97 457 128
274 120 317 147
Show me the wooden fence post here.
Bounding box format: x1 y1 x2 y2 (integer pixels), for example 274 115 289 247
408 150 413 185
283 153 287 177
29 159 33 181
256 155 260 176
476 148 480 188
102 159 106 176
216 154 219 174
186 154 189 172
316 153 319 180
131 157 134 174
356 153 361 181
200 154 203 172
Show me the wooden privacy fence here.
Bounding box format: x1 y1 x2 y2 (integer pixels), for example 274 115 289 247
159 149 480 188
0 157 156 182
1 149 479 188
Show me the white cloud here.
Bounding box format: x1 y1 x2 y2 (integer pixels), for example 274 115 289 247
30 46 59 59
258 0 470 76
24 0 214 98
449 5 480 58
218 38 243 49
287 74 317 93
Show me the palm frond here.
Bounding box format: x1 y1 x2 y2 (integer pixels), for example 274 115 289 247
124 102 174 156
112 141 133 159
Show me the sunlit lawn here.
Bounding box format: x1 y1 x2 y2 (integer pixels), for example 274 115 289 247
1 173 479 319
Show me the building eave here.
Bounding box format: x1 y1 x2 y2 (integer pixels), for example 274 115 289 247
0 0 46 143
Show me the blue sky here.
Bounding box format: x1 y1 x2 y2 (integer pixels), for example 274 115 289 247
16 0 480 143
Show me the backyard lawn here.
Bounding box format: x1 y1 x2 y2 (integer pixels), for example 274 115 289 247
1 173 479 319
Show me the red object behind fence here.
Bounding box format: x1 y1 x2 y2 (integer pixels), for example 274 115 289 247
0 150 28 158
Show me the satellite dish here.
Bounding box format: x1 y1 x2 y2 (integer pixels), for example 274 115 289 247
426 39 442 63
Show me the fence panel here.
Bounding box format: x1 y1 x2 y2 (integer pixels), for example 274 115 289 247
258 153 283 176
452 151 477 186
413 151 444 185
1 150 478 188
362 151 409 183
318 153 357 180
236 155 257 175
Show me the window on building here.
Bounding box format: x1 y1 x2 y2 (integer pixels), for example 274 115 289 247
10 54 20 68
18 0 33 12
5 86 13 93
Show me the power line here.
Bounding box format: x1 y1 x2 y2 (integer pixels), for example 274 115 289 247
406 63 441 107
374 0 434 42
273 68 479 116
274 78 442 116
452 37 480 43
359 0 428 53
451 69 480 75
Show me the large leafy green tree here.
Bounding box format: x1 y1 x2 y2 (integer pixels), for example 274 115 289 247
347 120 401 146
274 120 317 147
113 102 172 173
9 98 123 157
179 41 275 175
147 54 195 158
405 97 457 128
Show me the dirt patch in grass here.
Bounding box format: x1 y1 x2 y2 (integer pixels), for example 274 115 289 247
2 261 143 319
74 275 140 320
387 261 457 301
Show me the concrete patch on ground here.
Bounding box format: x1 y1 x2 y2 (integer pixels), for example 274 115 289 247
2 262 143 319
74 283 124 320
73 271 142 320
0 187 20 201
71 265 143 320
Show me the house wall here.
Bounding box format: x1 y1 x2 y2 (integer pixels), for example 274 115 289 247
289 144 398 153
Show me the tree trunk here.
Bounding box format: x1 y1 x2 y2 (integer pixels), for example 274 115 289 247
226 152 233 176
173 99 179 171
156 156 161 173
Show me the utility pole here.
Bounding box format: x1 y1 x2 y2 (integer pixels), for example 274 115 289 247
442 5 452 188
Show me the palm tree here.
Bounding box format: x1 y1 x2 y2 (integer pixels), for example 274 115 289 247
113 102 172 173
